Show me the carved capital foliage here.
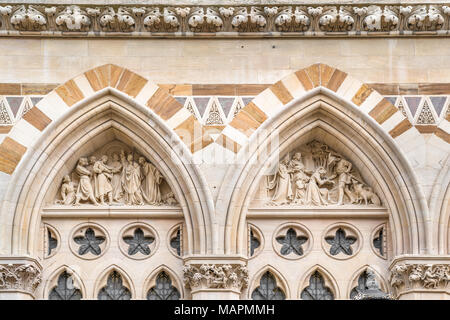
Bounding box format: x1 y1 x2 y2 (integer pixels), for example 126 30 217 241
183 264 249 291
389 263 450 297
0 3 449 37
0 263 42 295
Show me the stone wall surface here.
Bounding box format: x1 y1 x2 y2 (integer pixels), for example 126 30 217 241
0 38 450 84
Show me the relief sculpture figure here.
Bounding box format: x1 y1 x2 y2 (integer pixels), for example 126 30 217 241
267 155 293 205
305 167 333 206
55 175 76 205
109 153 123 202
139 156 163 205
120 151 144 205
74 157 98 205
93 155 113 205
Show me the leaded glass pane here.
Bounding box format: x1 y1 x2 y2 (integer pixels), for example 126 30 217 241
350 271 372 299
251 271 285 300
49 271 82 300
123 228 154 255
301 271 334 300
325 228 356 256
170 229 181 256
48 229 57 256
147 271 180 300
98 271 131 300
373 228 384 256
73 227 105 256
275 228 307 256
250 230 260 256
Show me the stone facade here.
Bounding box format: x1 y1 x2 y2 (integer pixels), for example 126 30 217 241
0 0 449 301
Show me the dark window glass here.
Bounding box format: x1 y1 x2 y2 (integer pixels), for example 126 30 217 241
49 271 82 300
147 271 181 300
250 229 260 256
301 271 334 300
123 228 154 255
48 229 57 256
170 229 181 256
73 227 105 256
276 228 307 256
325 228 356 255
251 271 285 300
98 271 131 300
373 228 384 256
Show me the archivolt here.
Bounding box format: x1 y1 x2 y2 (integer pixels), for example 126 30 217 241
218 89 429 256
0 90 214 256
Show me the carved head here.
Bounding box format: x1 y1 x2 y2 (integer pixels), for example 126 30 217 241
138 157 146 165
127 154 133 162
63 175 71 183
317 166 327 176
89 156 96 164
101 155 108 163
293 152 302 160
79 157 88 166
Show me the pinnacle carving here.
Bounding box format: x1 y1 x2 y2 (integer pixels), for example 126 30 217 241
0 3 449 37
0 264 42 295
183 264 249 291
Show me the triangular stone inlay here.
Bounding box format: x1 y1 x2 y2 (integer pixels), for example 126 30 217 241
430 96 447 117
6 97 24 118
218 97 235 119
193 97 211 118
405 97 422 118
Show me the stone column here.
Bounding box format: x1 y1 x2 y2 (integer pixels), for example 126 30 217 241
183 257 248 300
0 258 42 300
389 256 450 300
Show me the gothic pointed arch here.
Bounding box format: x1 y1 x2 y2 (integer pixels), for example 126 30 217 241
94 264 135 300
43 265 86 300
216 64 430 257
249 265 289 300
0 64 215 257
346 265 389 299
143 265 183 300
298 265 339 300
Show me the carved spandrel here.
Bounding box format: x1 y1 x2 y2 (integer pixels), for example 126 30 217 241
54 145 179 207
264 140 381 207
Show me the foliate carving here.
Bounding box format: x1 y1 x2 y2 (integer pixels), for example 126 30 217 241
55 5 90 31
183 264 249 291
0 264 41 294
55 147 178 206
0 3 450 36
265 140 381 206
389 263 450 296
10 5 46 31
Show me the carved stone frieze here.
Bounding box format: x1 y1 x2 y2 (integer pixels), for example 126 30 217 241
54 146 178 207
264 140 381 207
0 3 449 37
389 263 450 297
0 264 42 295
183 264 249 291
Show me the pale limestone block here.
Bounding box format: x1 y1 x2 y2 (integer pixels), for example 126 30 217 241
252 88 283 117
165 107 192 130
73 74 95 98
36 91 70 121
340 77 363 102
134 81 159 106
381 111 405 133
8 119 41 149
335 75 358 98
42 39 88 57
281 73 306 99
222 126 248 146
438 119 450 134
359 91 385 114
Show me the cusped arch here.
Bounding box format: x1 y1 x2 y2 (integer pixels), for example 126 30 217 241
143 265 184 300
217 68 430 256
94 264 135 300
249 265 290 300
43 264 86 300
0 65 214 256
298 265 340 300
346 265 389 299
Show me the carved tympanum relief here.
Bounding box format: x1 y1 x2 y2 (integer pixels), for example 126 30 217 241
263 140 381 207
54 142 178 207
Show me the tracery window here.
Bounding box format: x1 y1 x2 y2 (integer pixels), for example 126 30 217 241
249 229 260 257
49 271 82 300
74 227 106 256
251 271 285 300
98 271 131 300
47 229 57 256
123 228 154 256
301 271 334 300
170 228 181 256
147 271 180 300
325 228 356 256
276 227 307 256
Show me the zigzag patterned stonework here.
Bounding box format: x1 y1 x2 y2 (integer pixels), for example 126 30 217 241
0 3 450 38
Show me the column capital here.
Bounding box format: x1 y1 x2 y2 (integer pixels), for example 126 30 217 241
389 255 450 299
0 257 42 298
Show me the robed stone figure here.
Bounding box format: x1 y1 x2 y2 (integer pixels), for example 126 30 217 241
139 157 163 205
120 151 144 205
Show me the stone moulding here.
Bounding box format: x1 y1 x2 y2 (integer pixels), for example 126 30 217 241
0 3 450 37
183 263 249 291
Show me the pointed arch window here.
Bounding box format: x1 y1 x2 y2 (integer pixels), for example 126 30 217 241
49 271 82 300
98 271 131 300
301 271 334 300
251 271 285 300
147 271 180 300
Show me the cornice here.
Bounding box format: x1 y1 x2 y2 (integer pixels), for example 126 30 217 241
0 2 449 38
